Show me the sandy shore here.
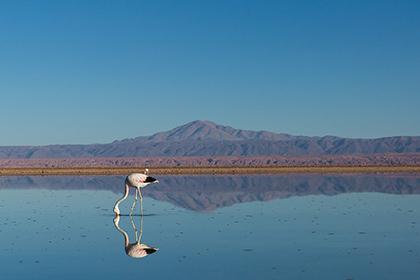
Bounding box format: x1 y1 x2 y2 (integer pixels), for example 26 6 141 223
0 166 419 176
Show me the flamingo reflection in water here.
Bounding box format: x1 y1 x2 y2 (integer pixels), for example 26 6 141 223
113 212 158 258
113 170 159 258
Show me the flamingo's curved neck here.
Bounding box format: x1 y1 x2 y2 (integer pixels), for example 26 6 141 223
113 216 130 247
114 183 130 215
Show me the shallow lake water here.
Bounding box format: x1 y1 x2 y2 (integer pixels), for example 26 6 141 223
0 174 419 279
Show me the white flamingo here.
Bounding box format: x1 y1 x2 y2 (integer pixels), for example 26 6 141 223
113 170 159 216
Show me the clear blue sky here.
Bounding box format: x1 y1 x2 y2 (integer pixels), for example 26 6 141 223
0 0 419 145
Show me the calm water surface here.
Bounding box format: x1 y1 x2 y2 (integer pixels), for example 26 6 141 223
0 174 419 279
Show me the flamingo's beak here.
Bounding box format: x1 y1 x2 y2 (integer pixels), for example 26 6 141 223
114 207 120 216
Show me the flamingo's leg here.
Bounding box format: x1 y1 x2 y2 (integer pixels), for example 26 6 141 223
139 188 144 217
130 211 138 241
138 188 144 240
130 188 138 216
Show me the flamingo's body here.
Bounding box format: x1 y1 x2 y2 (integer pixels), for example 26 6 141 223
126 172 158 188
113 171 159 216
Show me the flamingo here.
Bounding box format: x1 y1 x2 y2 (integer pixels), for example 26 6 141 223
113 170 159 216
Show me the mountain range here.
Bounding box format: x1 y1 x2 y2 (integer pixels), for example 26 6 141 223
0 120 419 159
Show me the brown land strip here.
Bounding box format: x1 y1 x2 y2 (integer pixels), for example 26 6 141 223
0 166 420 176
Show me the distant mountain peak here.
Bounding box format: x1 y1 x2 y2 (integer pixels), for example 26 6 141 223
145 120 292 142
186 120 217 126
176 120 218 131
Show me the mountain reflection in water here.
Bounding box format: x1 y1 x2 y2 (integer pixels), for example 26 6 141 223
0 174 419 211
